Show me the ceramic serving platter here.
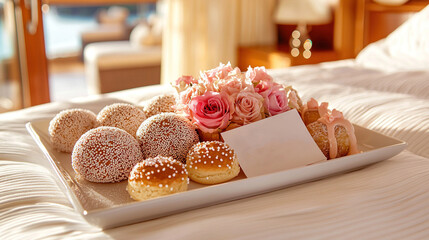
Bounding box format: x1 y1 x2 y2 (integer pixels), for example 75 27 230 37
26 119 406 229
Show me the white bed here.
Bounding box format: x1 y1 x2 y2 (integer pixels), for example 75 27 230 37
2 6 429 240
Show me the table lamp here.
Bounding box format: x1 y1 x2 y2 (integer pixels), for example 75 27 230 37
274 0 333 59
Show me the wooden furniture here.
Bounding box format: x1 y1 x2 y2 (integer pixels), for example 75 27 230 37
238 0 429 70
238 0 357 70
237 46 341 70
354 0 429 55
16 0 51 106
237 46 291 70
43 0 156 4
80 24 134 60
84 41 161 94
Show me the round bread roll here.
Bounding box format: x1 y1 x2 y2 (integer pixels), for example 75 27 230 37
127 156 188 201
97 103 146 138
49 108 98 153
72 126 143 183
186 141 240 184
141 94 176 118
136 113 199 162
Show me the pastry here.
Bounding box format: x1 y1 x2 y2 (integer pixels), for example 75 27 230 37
136 113 199 162
141 94 177 118
97 103 146 138
72 126 142 183
49 108 98 153
186 141 240 184
127 156 188 201
306 109 359 159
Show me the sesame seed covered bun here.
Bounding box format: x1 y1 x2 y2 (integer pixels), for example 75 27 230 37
136 113 199 162
72 126 143 183
141 94 176 118
186 141 240 185
49 108 98 153
127 156 188 201
97 103 146 138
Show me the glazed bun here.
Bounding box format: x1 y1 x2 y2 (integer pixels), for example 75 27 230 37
306 109 359 159
72 126 142 183
136 113 199 162
127 156 188 201
186 141 240 184
307 121 351 159
49 108 98 153
97 103 146 138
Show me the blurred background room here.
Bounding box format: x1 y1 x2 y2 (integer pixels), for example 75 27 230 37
0 0 427 112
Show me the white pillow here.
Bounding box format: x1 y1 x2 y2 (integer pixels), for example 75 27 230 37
130 20 162 48
356 5 429 72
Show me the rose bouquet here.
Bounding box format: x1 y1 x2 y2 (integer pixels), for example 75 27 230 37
173 62 301 141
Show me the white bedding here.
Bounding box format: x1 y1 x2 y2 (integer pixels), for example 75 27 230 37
1 62 429 239
2 6 429 240
356 5 429 72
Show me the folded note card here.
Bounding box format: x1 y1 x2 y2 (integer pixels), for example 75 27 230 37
221 109 327 177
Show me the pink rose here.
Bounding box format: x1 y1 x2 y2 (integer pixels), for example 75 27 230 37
254 79 273 98
246 66 274 97
265 83 290 116
288 90 300 109
200 63 234 92
189 91 233 133
231 88 264 125
176 83 207 115
201 62 234 82
217 68 251 96
175 75 198 85
173 75 198 93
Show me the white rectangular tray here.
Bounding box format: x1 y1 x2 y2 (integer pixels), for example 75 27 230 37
26 119 406 229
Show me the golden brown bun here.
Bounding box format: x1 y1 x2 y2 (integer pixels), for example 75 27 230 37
186 141 240 184
127 156 188 201
306 121 350 159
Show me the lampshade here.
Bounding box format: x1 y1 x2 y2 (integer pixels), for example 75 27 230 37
274 0 332 25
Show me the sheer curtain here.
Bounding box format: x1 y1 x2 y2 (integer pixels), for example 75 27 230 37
161 0 276 84
238 0 277 47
